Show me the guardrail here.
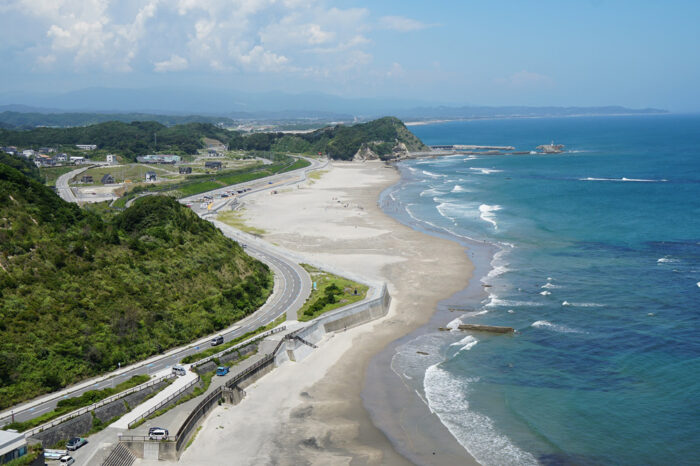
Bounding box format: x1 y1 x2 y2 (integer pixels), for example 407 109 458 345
127 375 201 429
23 374 173 438
190 326 286 370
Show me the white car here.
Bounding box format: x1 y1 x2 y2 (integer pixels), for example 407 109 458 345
149 428 169 440
59 455 75 465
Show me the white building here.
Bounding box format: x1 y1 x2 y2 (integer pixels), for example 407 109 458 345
22 149 35 158
76 144 97 150
106 154 116 164
70 156 86 165
0 430 28 463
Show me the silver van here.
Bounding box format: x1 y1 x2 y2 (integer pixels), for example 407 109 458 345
149 428 169 440
172 365 186 377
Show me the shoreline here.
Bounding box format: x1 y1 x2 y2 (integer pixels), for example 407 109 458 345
178 160 478 465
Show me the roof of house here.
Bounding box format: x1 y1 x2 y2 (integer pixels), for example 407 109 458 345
0 430 26 456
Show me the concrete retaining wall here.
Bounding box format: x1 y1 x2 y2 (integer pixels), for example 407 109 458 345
28 380 168 448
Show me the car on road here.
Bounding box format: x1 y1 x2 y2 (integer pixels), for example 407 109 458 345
59 455 75 465
172 365 186 376
216 366 229 376
149 427 167 435
210 335 224 346
66 437 88 451
149 428 169 440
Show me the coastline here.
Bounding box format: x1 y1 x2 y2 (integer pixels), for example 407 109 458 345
177 160 479 465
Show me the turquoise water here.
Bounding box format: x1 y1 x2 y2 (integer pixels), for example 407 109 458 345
385 116 700 465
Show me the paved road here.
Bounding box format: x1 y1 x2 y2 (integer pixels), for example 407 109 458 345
55 166 90 203
1 159 317 427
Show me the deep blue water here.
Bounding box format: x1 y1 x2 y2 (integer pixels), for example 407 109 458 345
386 116 700 465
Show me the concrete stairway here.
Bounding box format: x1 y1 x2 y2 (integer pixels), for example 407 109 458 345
293 336 318 349
101 443 135 466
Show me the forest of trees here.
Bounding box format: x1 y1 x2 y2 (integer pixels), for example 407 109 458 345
0 160 272 408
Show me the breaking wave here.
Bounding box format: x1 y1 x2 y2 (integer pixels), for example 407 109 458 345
532 320 585 334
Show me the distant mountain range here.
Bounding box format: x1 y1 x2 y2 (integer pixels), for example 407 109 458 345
0 87 667 127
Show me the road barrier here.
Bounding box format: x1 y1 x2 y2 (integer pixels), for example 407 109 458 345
23 374 173 438
189 326 286 370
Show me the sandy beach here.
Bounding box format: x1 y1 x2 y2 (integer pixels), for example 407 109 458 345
180 161 478 465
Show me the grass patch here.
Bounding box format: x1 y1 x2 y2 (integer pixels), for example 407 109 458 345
184 426 203 450
181 314 286 364
3 375 150 432
307 170 327 183
216 209 266 236
298 264 368 322
39 165 77 187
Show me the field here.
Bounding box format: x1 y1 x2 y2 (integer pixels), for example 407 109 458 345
39 165 77 187
298 264 368 322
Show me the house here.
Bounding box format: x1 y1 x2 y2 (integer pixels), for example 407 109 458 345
70 156 86 165
179 166 192 174
81 175 93 183
34 154 55 167
54 153 68 163
76 144 97 150
22 149 35 158
0 430 28 464
1 147 16 155
145 171 157 182
136 154 180 164
204 161 223 170
101 174 115 184
38 147 55 153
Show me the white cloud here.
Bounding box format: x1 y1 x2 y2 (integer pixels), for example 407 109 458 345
379 15 434 32
153 54 188 72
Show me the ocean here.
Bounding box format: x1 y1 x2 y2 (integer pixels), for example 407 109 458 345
382 115 700 465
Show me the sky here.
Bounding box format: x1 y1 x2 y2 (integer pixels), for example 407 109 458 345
0 0 698 112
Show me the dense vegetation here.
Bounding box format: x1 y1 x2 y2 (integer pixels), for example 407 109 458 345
1 116 427 162
0 111 234 129
0 121 232 160
230 116 428 160
0 164 272 409
0 152 40 181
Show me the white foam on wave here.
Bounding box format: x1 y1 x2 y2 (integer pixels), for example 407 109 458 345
697 282 700 288
450 335 479 352
424 365 539 466
532 320 585 334
470 167 503 175
422 169 447 178
420 186 447 198
479 204 501 229
446 317 463 331
580 177 667 183
486 296 543 308
540 290 552 296
451 184 469 193
461 309 489 318
657 257 679 264
541 282 560 289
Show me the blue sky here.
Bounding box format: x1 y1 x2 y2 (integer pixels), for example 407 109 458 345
0 0 698 111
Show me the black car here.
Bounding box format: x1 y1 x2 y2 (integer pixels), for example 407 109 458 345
66 437 88 451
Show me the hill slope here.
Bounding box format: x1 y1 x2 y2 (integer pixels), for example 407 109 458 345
0 165 272 409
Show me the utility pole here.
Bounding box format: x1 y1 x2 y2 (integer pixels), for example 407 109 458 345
154 132 157 152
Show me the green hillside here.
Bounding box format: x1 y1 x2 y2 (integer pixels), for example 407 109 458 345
0 164 272 409
230 116 428 159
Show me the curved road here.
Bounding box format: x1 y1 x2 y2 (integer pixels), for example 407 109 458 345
1 159 316 427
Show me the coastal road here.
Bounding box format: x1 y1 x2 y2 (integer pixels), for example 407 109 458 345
55 166 91 203
0 160 318 428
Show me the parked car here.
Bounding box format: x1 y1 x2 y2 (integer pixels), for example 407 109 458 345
66 437 88 451
59 455 75 465
149 426 167 434
216 366 229 376
172 365 186 376
149 428 169 440
210 335 224 346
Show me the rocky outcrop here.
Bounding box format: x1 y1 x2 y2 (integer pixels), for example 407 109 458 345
352 143 379 161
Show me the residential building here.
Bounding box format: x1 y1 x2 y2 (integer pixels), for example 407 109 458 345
1 147 17 156
38 147 55 153
204 161 223 170
101 174 115 184
22 149 35 158
106 154 116 164
76 144 97 150
179 166 192 174
70 156 86 164
54 153 68 163
0 430 27 464
145 171 157 182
